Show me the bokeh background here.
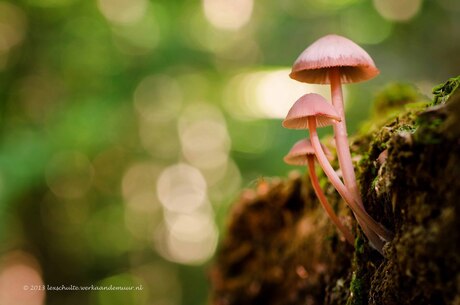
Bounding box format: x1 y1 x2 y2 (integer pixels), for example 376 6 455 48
0 0 458 304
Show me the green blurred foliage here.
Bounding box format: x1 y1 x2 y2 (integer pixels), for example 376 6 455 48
0 0 459 304
372 82 427 118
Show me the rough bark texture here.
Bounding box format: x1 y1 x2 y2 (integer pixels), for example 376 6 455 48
209 77 460 305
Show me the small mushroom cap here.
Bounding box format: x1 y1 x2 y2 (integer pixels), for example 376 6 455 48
283 138 332 165
282 93 341 129
290 34 380 84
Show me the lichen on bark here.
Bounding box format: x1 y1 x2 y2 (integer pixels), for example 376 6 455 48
210 76 460 305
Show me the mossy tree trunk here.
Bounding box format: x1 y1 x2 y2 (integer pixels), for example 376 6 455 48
209 77 460 305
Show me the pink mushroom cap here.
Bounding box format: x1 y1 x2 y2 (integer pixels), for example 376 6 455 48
284 138 332 165
282 93 341 129
290 34 380 84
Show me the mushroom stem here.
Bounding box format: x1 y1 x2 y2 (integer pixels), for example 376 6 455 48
307 117 393 242
329 69 387 252
359 217 385 253
329 68 361 205
307 156 355 245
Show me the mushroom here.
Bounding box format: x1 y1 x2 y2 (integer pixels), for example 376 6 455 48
283 93 392 251
284 138 355 245
289 34 379 212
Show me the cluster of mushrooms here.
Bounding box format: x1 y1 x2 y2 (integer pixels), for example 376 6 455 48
282 35 393 254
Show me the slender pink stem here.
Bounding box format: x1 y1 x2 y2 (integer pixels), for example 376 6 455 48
308 117 393 242
360 220 385 253
329 68 361 205
329 69 388 252
307 156 355 245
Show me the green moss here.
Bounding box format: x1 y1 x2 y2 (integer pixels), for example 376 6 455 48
370 175 379 191
373 83 422 115
345 236 367 305
432 75 460 105
395 124 417 134
347 272 365 305
413 111 446 144
403 101 430 110
354 235 365 255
